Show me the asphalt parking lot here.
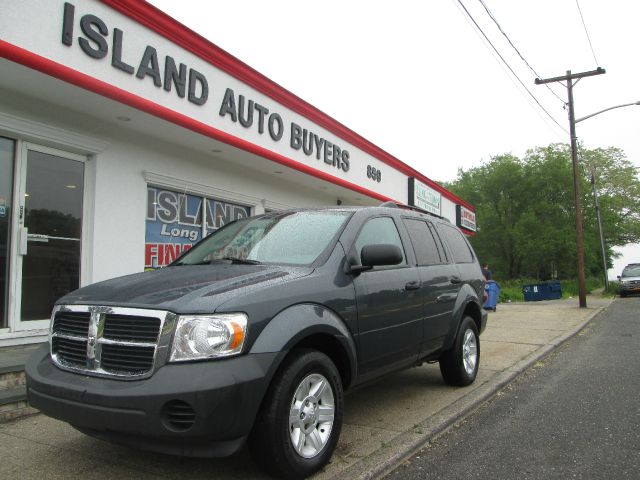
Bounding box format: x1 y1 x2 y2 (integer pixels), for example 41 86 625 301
0 296 611 480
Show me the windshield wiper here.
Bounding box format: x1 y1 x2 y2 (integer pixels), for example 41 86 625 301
172 260 212 266
173 257 261 266
221 256 262 265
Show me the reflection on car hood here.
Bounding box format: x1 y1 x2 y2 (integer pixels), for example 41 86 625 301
58 264 312 312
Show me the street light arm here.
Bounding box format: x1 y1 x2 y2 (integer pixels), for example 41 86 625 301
575 101 640 124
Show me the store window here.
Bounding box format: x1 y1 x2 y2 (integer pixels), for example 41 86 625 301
145 186 250 269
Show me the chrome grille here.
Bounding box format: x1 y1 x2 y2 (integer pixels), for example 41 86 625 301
101 343 156 373
103 314 161 342
52 336 87 366
50 305 176 379
52 311 90 337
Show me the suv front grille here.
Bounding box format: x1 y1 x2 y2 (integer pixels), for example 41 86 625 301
52 336 87 367
100 343 156 373
52 311 90 337
50 306 175 379
103 314 161 342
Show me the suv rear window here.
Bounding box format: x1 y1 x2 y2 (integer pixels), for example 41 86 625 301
438 224 474 263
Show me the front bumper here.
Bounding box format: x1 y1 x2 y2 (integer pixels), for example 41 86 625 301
26 344 283 457
619 283 640 294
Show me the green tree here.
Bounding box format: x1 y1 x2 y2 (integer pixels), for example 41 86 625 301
445 143 640 281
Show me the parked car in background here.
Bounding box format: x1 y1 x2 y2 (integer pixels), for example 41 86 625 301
618 263 640 297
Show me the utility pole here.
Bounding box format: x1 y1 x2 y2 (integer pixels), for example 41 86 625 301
535 67 605 308
590 164 609 291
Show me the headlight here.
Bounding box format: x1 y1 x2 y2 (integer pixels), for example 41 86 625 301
170 313 248 362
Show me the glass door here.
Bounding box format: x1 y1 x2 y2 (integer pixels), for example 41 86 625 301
0 138 15 331
14 145 85 330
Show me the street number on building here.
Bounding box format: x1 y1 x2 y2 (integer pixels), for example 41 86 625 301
367 165 382 183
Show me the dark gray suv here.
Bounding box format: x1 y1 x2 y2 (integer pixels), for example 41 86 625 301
26 202 487 479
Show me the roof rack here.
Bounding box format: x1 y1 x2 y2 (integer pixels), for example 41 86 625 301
378 201 446 220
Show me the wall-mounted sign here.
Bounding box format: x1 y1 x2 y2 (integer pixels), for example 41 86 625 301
1 0 428 203
145 186 250 269
60 2 352 174
408 178 441 215
456 204 477 232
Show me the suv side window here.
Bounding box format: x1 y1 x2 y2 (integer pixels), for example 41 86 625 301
354 217 407 265
438 224 474 263
428 223 449 263
402 218 442 265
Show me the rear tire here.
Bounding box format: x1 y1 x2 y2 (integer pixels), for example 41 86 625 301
439 316 479 386
249 349 343 479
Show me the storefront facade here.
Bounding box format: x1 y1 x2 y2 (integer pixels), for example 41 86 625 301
0 0 476 346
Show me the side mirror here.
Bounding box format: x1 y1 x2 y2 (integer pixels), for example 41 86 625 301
350 244 403 274
617 275 621 280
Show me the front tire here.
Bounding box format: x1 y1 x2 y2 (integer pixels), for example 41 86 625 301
249 349 343 479
439 316 480 386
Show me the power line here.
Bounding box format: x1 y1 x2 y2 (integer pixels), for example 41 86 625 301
476 0 566 105
454 0 568 135
453 0 567 139
575 0 600 66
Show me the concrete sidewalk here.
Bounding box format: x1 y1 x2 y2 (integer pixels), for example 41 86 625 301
0 297 611 480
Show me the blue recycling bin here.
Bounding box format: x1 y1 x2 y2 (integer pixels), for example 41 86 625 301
483 280 500 311
523 281 562 301
546 281 562 300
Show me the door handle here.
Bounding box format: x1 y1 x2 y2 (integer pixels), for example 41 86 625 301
19 227 28 256
450 276 462 284
405 281 421 291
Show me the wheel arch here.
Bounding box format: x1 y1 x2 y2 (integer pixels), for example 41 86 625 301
443 284 484 351
462 300 483 334
250 303 357 389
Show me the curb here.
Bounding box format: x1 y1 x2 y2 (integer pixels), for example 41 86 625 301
329 302 609 480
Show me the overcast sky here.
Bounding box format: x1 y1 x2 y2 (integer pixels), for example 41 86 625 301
148 0 639 277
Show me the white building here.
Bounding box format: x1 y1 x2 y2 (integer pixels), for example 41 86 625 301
0 0 476 345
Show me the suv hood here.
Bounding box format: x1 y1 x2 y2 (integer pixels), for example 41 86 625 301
58 264 313 312
620 274 640 285
620 275 640 281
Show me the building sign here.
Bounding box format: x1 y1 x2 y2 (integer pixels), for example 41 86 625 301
408 178 441 215
2 0 415 199
59 2 351 174
0 0 468 210
145 187 250 269
456 204 477 232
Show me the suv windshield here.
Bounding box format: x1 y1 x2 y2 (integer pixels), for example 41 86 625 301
174 210 351 266
622 266 640 277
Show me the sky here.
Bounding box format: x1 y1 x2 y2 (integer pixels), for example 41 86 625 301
148 0 639 278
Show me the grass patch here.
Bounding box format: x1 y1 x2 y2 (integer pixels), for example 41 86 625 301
494 277 605 303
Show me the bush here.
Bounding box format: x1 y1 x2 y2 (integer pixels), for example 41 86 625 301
605 281 620 297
